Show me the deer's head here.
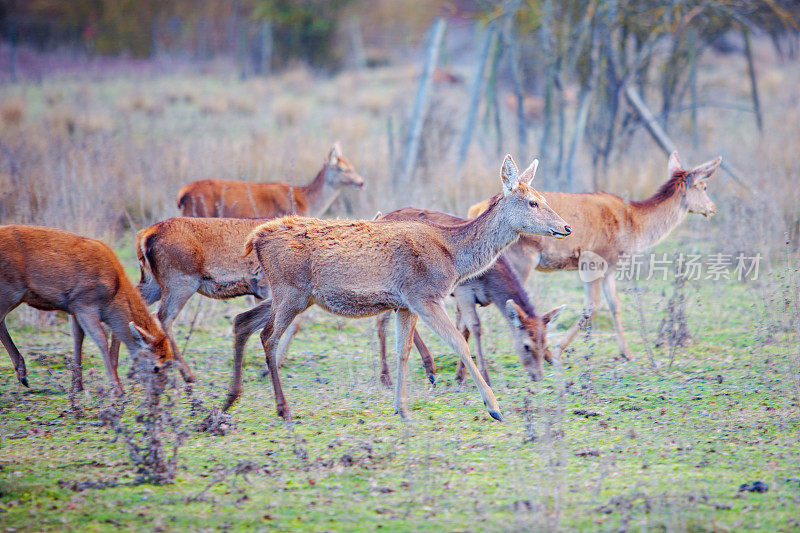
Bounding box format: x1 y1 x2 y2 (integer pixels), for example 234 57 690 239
324 142 365 190
506 300 565 381
499 155 572 238
669 151 722 218
129 320 175 370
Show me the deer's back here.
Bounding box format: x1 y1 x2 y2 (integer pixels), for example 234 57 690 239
251 217 458 315
178 179 306 218
139 217 266 293
0 225 130 312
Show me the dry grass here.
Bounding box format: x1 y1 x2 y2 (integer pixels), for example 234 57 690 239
0 96 25 127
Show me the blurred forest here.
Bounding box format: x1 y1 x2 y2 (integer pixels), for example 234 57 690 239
2 1 798 187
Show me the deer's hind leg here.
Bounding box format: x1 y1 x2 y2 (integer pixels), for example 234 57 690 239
0 300 28 387
223 299 272 411
260 292 309 420
393 309 417 420
415 301 502 422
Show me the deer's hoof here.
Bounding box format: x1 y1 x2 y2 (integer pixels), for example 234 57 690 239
19 376 29 388
427 373 437 385
488 409 504 422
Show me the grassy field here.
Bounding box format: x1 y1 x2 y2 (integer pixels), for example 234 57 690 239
1 235 799 531
1 39 800 531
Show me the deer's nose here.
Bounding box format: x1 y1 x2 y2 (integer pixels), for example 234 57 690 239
564 225 572 234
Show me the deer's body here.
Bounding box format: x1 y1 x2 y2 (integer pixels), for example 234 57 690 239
0 225 174 393
177 143 363 218
467 152 721 359
239 155 571 421
375 207 564 385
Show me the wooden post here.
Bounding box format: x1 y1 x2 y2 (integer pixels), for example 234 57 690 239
457 23 496 165
257 21 273 76
502 0 526 160
8 17 17 83
624 85 752 193
743 27 763 133
397 18 446 186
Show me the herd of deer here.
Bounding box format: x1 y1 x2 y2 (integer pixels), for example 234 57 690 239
0 142 722 422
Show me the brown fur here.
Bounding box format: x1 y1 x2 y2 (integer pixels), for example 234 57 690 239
0 225 174 394
239 155 572 422
467 152 722 359
176 143 364 218
375 207 565 385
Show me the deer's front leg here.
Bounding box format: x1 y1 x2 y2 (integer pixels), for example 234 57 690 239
70 316 85 393
376 311 392 387
601 274 634 361
554 278 602 359
416 301 502 422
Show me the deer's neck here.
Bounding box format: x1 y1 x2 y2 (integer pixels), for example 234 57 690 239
444 197 519 283
628 174 689 252
300 167 339 218
488 257 538 318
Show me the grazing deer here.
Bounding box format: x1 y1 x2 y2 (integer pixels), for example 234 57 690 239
467 151 721 360
375 207 566 386
241 155 571 422
0 225 174 394
176 143 364 218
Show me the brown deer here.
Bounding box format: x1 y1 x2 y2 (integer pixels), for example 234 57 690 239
375 207 566 386
110 145 367 377
0 225 174 394
176 142 364 218
467 151 721 360
241 155 571 422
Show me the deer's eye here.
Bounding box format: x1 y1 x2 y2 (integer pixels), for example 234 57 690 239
529 200 538 208
524 344 532 352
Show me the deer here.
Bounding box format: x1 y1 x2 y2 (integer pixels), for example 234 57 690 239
176 142 364 218
109 144 367 376
0 225 174 395
375 207 566 386
467 151 721 360
240 155 572 422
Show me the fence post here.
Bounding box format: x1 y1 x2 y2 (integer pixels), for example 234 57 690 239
457 22 496 167
397 18 446 186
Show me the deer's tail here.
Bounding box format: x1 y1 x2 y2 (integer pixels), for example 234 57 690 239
136 228 162 304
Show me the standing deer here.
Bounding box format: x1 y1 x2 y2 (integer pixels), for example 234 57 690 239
467 151 721 360
241 155 572 421
111 145 367 375
176 143 364 218
0 225 174 394
375 207 566 386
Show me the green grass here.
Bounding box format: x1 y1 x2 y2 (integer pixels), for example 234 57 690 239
2 244 799 532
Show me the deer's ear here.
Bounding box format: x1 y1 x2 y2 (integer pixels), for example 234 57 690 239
519 158 539 186
505 299 526 329
691 156 722 183
542 305 566 326
129 322 154 347
501 154 519 196
668 151 683 176
328 145 340 166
